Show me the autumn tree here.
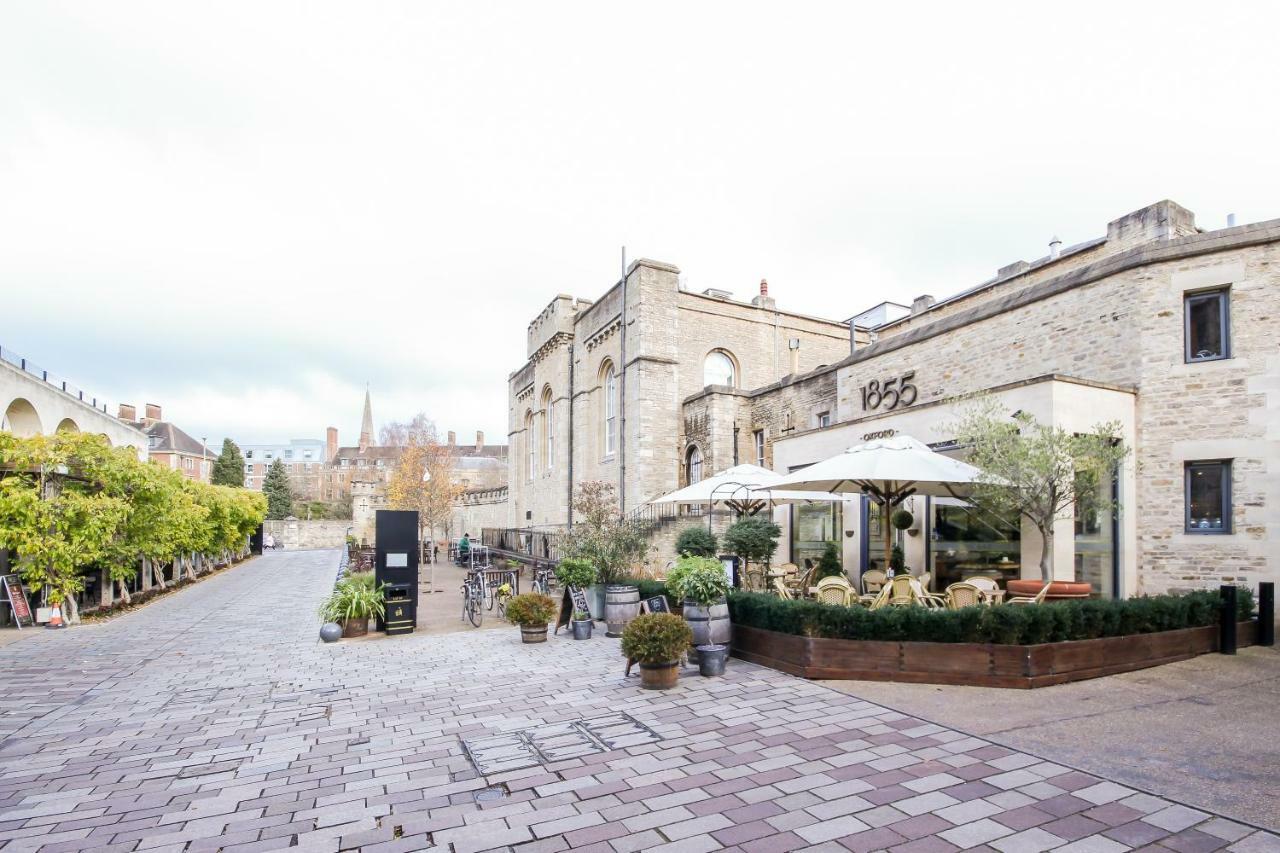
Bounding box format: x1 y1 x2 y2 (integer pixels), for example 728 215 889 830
384 414 461 558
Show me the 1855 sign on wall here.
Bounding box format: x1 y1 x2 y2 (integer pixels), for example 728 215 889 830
858 370 919 412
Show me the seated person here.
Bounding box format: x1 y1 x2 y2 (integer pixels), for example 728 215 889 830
458 532 471 564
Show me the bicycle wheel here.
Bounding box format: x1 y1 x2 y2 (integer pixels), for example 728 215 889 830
484 578 496 611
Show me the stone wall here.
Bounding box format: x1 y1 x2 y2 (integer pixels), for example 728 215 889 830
264 519 350 550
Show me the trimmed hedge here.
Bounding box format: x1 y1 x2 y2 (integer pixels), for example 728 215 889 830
623 578 671 602
727 588 1255 646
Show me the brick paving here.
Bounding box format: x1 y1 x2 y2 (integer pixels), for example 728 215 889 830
0 549 1276 853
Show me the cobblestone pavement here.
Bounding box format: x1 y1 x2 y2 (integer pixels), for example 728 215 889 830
0 550 1276 853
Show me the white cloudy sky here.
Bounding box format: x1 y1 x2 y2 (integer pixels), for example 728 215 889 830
3 2 1277 448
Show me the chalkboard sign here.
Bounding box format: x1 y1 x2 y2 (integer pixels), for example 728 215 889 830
2 574 33 630
640 595 671 614
554 586 592 634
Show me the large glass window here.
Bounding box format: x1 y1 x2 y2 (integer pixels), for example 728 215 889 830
1074 469 1116 598
686 445 703 485
603 366 617 456
793 502 842 575
1186 460 1231 533
1185 289 1229 362
929 499 1021 590
703 350 736 387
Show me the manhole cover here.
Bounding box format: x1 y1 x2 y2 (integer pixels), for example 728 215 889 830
462 712 660 775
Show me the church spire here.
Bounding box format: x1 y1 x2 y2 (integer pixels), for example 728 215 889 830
359 387 374 451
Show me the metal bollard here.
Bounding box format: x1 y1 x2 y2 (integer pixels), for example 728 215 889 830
1259 582 1275 648
1219 585 1237 655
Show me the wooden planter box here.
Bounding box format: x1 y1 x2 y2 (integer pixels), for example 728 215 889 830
732 621 1257 689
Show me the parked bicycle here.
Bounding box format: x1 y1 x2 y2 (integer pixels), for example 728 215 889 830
530 564 553 596
461 569 485 627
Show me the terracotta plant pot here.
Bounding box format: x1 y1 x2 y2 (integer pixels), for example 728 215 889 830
341 617 368 638
1006 580 1093 600
638 661 680 690
520 624 549 644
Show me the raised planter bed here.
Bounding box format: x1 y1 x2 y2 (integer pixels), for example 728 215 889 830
1006 579 1093 601
731 621 1257 689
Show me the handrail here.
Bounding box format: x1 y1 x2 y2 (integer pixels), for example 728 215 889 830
0 345 112 414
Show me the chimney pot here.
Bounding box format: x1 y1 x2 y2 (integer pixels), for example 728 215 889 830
447 430 456 446
143 403 162 423
759 278 768 296
118 403 137 422
1049 236 1062 260
475 430 484 452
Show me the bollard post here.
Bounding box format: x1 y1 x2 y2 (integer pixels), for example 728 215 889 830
1259 582 1275 648
1219 585 1237 655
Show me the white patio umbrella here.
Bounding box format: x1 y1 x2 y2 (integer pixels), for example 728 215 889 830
650 463 783 512
770 435 985 571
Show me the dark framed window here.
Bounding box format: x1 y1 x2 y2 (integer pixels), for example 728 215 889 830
1184 289 1229 362
1185 460 1231 534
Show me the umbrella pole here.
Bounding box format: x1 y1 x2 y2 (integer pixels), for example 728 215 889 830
883 499 894 576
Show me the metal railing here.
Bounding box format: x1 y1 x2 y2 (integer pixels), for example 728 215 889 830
0 345 111 414
482 527 566 563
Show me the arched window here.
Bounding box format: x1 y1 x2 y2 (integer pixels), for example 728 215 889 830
603 363 618 456
703 350 736 387
524 410 536 480
686 445 703 486
541 387 554 472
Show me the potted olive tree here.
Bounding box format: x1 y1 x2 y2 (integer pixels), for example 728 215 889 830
506 592 558 644
318 573 385 638
723 517 781 588
621 613 692 690
555 556 597 639
562 482 648 636
666 555 731 663
674 526 717 557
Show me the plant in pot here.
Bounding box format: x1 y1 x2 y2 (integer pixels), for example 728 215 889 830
571 609 593 640
666 555 731 663
318 573 385 638
562 482 648 636
506 592 557 644
722 516 781 588
675 526 717 558
814 542 844 581
621 613 692 690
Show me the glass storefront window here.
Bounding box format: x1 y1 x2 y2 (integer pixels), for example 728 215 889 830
929 500 1021 590
792 502 841 575
1075 469 1116 597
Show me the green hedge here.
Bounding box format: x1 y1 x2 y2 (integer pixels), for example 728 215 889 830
727 588 1255 646
622 578 671 602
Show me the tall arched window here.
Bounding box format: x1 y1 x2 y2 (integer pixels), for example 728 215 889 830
541 387 554 472
603 363 618 456
524 410 536 480
703 350 736 387
686 445 703 486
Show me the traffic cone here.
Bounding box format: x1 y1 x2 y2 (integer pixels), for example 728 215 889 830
45 601 65 629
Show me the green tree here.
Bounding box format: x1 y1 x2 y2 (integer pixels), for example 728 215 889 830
675 526 717 557
952 398 1130 583
211 438 246 487
262 458 293 520
722 517 781 579
562 481 648 584
815 542 843 580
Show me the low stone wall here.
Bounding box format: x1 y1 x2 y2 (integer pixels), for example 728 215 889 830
265 519 350 550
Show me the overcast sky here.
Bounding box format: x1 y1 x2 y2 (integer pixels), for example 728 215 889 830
3 2 1277 449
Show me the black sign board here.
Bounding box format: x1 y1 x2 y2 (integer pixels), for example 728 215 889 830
2 574 33 630
640 595 671 614
375 510 419 635
555 586 592 634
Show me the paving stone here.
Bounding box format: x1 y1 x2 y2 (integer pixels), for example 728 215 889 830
937 817 1015 848
989 827 1066 853
1143 804 1211 833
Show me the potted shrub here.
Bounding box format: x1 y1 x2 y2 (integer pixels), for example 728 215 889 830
562 482 647 634
572 609 593 640
722 517 781 588
555 557 597 598
318 573 385 638
621 613 692 690
666 555 731 657
814 542 844 581
506 592 557 644
675 526 718 557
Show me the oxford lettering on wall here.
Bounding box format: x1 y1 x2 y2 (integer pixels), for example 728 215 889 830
858 370 919 413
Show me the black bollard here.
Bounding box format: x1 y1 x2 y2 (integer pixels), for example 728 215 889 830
1259 582 1275 648
1219 585 1237 655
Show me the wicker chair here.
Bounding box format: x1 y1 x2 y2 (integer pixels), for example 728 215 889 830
918 571 932 591
773 577 795 600
814 575 855 606
789 564 819 596
962 575 1001 603
861 569 888 594
1007 582 1052 606
742 566 766 591
944 581 986 610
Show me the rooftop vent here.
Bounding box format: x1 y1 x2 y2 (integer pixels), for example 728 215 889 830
1049 236 1062 260
701 288 733 300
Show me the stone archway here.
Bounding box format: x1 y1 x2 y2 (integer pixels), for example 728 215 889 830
56 417 80 434
2 398 43 437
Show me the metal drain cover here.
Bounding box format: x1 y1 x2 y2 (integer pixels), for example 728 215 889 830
462 712 660 775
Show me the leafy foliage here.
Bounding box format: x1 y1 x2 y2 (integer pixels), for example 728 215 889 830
554 556 597 590
952 399 1131 582
262 458 293 520
562 481 648 584
505 592 558 626
722 517 781 583
890 509 914 530
675 526 718 557
665 555 729 606
727 588 1254 645
385 415 462 543
620 613 693 663
815 542 844 580
889 544 905 573
318 574 385 622
210 438 246 487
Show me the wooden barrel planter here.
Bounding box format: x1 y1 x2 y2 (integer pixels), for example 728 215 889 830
684 598 731 660
604 585 641 637
1007 579 1093 600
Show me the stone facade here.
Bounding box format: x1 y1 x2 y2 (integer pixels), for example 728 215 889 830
263 518 350 550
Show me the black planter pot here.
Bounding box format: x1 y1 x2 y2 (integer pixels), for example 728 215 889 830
572 619 593 640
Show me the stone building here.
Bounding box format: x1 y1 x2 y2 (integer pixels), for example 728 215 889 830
239 438 327 497
509 200 1279 598
119 403 214 483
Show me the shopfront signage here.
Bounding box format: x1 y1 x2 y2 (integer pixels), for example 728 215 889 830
2 574 33 629
858 371 918 413
861 429 897 442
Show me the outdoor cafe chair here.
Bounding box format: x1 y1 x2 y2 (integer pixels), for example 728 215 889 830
1006 582 1052 606
861 569 887 594
943 581 986 610
814 575 855 606
918 571 932 591
772 577 795 600
962 575 1005 604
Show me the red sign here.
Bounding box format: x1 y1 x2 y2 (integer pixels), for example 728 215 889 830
2 575 32 627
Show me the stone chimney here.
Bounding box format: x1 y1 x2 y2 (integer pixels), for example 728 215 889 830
910 295 936 316
118 403 137 422
751 278 776 310
788 338 801 375
475 430 485 453
326 426 338 462
143 403 162 425
1105 200 1197 251
447 430 456 447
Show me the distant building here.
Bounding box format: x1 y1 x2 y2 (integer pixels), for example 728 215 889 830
239 438 327 498
119 403 212 483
